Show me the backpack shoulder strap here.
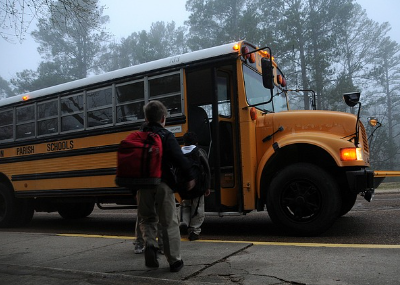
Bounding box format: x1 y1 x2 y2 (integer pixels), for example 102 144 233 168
152 128 170 145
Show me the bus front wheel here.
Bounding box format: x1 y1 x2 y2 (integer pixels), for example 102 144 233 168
57 202 95 219
266 163 342 236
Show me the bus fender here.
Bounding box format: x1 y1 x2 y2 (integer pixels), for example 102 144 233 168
0 173 13 191
255 133 357 198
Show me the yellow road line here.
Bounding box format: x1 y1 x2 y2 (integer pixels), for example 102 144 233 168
58 233 135 240
57 233 400 249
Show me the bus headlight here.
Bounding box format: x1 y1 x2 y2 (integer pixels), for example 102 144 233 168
340 147 363 161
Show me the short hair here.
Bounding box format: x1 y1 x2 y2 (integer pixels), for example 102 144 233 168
183 132 198 146
143 100 168 123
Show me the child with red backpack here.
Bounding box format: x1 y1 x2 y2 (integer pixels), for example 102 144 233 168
133 100 195 272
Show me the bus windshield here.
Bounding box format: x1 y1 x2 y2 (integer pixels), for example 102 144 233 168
243 64 288 113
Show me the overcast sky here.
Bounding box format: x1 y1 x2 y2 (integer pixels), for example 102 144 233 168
0 0 398 82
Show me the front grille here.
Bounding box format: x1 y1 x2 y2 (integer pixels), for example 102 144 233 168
360 122 369 153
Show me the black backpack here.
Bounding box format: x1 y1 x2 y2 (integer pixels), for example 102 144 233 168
175 147 208 200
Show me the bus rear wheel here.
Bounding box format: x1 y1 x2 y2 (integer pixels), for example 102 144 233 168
266 163 342 236
58 202 95 219
0 182 17 227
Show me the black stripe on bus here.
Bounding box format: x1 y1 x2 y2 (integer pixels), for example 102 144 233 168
0 133 184 165
14 187 132 198
0 144 119 164
12 167 116 181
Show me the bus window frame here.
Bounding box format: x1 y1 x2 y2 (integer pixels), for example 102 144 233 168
37 98 59 137
0 108 14 142
148 71 183 117
216 71 232 118
242 63 288 113
15 103 36 140
86 86 114 129
0 70 185 143
115 79 146 125
60 93 85 134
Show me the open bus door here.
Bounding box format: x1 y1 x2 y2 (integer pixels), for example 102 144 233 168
185 65 241 214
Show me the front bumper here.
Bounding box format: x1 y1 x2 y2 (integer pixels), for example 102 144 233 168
346 169 375 202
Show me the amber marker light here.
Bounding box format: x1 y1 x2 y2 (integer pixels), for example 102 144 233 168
22 95 29 101
233 44 240 51
250 107 257 120
249 52 256 63
277 75 283 85
340 148 363 161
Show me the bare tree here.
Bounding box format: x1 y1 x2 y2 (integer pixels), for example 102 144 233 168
0 0 100 42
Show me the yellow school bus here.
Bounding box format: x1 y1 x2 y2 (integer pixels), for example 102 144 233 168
0 41 398 235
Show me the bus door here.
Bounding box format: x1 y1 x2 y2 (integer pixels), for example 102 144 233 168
185 65 241 213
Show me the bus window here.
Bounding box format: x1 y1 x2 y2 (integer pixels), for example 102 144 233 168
149 73 182 116
272 90 288 112
116 80 145 123
16 104 35 139
149 74 180 97
38 100 58 136
61 94 84 132
0 109 13 141
272 68 288 112
243 65 273 112
217 74 231 117
155 96 182 116
87 87 113 128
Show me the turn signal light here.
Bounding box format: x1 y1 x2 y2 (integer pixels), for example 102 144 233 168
340 148 363 161
250 107 257 120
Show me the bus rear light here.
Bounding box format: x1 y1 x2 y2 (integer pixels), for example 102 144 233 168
340 147 363 161
281 77 287 87
249 53 256 63
277 75 287 87
241 46 250 59
250 107 257 120
277 75 282 85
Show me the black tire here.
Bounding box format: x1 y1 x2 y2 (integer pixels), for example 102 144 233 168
266 163 342 236
339 190 358 217
0 182 18 227
0 182 33 227
58 202 95 219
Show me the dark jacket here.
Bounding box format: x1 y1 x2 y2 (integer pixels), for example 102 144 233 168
142 122 195 189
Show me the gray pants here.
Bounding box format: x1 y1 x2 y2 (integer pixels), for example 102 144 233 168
180 195 205 235
135 191 163 249
138 182 181 265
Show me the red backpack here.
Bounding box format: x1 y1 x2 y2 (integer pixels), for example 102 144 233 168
115 131 163 189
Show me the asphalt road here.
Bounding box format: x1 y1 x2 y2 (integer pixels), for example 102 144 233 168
2 192 400 245
1 191 400 285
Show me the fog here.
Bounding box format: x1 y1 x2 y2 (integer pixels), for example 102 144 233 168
0 0 398 81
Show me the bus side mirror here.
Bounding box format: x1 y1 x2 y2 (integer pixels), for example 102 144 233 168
343 92 360 107
261 57 274 90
